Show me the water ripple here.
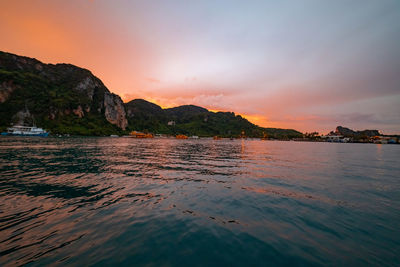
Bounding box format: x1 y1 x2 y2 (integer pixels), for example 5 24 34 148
0 137 399 266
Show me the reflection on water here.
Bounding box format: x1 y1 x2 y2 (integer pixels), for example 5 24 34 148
0 137 399 266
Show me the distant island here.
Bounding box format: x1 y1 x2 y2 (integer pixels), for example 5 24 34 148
303 126 399 144
0 51 301 138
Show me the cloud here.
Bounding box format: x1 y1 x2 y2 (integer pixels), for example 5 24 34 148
2 0 399 134
146 77 161 83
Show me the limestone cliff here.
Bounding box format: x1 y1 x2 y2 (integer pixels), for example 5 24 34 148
104 92 127 130
0 51 303 138
0 51 127 134
335 126 380 137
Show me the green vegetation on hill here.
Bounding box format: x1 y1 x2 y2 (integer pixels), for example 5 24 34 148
0 51 127 136
125 99 302 138
0 69 122 136
0 51 302 138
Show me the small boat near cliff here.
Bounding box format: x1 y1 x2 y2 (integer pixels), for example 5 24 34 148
176 134 188 139
1 125 49 137
130 131 154 138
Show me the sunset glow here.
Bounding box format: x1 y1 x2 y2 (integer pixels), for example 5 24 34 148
1 0 399 134
1 2 400 265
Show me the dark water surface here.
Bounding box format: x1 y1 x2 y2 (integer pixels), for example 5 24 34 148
0 137 399 266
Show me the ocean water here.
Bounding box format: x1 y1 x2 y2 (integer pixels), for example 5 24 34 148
0 137 399 266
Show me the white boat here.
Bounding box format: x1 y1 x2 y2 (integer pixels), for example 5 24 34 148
1 125 49 137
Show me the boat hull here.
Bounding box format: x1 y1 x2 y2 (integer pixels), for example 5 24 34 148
1 132 49 137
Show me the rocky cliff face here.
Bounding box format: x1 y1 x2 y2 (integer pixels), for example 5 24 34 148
0 80 17 103
335 126 380 137
0 51 127 133
104 91 127 129
0 51 302 137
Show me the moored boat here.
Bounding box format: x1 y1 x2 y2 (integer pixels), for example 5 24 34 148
130 131 154 138
176 134 188 139
1 125 49 137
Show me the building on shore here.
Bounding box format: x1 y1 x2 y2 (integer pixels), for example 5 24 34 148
321 134 350 143
373 136 398 144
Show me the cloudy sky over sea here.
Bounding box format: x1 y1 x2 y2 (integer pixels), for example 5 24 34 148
1 0 399 133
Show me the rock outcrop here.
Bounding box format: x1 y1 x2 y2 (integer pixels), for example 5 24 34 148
335 126 380 137
0 51 128 133
12 108 33 126
104 92 127 130
0 50 303 138
0 80 17 103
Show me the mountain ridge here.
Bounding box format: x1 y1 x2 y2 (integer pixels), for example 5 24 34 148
334 126 380 137
124 98 302 138
0 51 301 138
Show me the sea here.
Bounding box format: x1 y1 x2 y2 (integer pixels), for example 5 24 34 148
0 137 399 266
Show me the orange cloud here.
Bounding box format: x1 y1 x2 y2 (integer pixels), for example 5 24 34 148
1 1 397 134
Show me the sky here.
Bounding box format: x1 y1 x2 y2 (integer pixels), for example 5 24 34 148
1 0 399 134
